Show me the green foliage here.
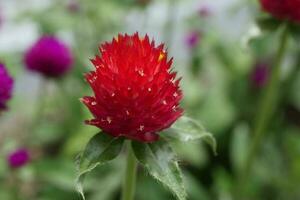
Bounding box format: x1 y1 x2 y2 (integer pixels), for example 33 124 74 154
163 116 217 155
74 114 216 200
230 123 250 173
1 0 300 199
256 17 282 32
288 23 300 41
76 132 124 199
132 139 187 200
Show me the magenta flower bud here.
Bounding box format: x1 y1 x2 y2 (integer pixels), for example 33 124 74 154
185 31 201 49
250 61 270 88
24 36 73 78
0 63 14 111
7 149 30 169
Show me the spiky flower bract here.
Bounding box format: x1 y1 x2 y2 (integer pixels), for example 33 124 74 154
81 33 183 142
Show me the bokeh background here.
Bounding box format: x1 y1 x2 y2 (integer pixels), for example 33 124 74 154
0 0 300 199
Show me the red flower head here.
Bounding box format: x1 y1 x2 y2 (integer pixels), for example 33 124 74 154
260 0 300 24
81 33 183 142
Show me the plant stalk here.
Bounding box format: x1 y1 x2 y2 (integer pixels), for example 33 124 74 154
238 24 289 198
121 141 137 200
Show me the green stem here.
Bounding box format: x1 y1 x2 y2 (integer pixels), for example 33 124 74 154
239 24 289 196
122 141 138 200
34 78 47 121
9 169 19 200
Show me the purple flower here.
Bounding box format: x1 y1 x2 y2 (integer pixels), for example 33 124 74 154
24 36 73 78
67 0 80 13
198 5 212 18
7 149 30 169
250 61 270 88
185 31 201 49
0 8 4 29
0 63 14 110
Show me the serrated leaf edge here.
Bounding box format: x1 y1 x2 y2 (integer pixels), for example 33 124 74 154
75 136 123 200
133 142 187 200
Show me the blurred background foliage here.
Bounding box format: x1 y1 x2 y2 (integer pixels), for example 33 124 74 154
0 0 300 199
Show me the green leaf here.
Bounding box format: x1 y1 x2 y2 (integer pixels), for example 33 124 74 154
241 24 262 49
256 17 281 32
163 116 217 155
288 23 300 40
132 140 187 200
76 132 124 199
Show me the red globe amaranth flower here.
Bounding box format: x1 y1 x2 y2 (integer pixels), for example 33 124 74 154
81 33 183 142
7 149 30 169
0 63 14 111
260 0 300 24
24 36 73 78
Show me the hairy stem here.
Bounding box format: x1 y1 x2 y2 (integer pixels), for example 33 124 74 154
122 141 138 200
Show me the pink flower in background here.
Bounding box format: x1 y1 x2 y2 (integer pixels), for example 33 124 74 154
198 5 212 18
250 60 270 88
0 9 3 29
7 149 30 169
24 36 73 78
0 63 14 111
185 31 201 49
67 0 80 13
